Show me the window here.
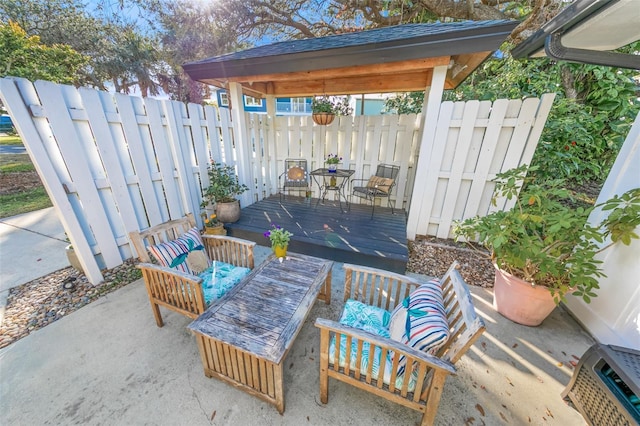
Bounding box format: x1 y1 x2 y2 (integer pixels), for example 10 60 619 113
291 97 307 113
219 92 229 106
244 96 263 107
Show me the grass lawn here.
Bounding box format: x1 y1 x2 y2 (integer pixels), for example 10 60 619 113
0 135 23 145
0 187 52 217
0 154 34 172
0 152 52 219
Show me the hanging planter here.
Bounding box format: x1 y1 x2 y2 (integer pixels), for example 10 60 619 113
312 113 335 125
311 95 353 126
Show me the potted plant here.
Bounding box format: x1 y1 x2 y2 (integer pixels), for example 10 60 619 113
311 95 353 125
202 213 226 235
201 161 249 223
264 223 293 259
453 164 640 326
325 153 342 173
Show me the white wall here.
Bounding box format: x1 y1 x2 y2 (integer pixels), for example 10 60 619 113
564 111 640 350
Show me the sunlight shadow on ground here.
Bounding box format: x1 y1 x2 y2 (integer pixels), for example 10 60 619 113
442 286 593 424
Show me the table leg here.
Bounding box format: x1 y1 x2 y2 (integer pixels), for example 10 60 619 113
324 268 332 304
274 362 285 414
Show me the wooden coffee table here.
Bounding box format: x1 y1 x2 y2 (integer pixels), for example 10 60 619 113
188 252 333 413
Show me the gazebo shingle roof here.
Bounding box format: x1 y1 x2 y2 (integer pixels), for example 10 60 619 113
184 20 518 97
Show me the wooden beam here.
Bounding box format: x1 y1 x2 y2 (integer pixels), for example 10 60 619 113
235 70 434 97
222 56 450 85
447 52 493 88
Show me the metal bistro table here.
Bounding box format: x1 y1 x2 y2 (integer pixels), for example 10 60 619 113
310 168 355 212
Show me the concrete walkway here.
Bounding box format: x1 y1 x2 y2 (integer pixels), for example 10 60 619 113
0 207 70 322
0 244 593 425
0 207 69 292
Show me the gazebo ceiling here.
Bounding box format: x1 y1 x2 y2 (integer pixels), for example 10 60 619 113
183 20 518 98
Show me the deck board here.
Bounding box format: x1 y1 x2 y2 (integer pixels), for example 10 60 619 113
226 195 408 273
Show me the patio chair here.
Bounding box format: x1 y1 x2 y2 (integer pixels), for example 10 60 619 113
279 158 310 201
350 163 400 218
315 261 485 426
129 213 256 327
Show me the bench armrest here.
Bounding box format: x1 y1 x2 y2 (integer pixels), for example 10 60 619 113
137 262 202 282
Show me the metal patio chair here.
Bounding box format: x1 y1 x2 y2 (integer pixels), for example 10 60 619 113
350 163 400 218
279 158 310 201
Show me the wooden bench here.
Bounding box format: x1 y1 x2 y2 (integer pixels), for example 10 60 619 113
128 214 256 327
314 261 485 426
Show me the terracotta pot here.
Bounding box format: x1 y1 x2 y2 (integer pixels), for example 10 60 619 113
312 113 335 125
216 200 241 223
492 265 557 326
273 245 288 258
203 224 226 235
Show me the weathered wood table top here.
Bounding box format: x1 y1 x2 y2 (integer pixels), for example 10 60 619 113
188 252 333 365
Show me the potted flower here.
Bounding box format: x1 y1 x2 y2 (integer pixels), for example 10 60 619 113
201 161 249 223
202 213 226 235
453 164 640 326
264 224 293 259
325 153 342 172
311 95 353 125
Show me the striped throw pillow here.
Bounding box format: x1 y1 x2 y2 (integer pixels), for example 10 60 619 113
389 279 450 374
148 227 207 275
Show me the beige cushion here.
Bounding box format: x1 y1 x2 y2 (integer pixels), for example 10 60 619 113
287 166 306 181
366 176 394 194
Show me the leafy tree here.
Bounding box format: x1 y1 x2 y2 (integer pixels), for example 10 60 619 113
97 28 161 96
0 0 162 95
197 0 564 44
0 21 88 84
137 0 244 102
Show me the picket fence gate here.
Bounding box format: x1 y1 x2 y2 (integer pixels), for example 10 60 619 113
0 77 554 284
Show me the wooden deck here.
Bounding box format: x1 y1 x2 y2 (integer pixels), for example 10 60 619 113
225 195 408 273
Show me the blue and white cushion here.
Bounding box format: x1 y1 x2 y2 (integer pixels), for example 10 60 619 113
328 299 418 391
199 261 250 305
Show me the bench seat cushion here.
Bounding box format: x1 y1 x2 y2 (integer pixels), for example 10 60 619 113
199 261 251 305
328 299 418 391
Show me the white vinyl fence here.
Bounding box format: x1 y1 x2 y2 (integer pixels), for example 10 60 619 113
0 77 553 284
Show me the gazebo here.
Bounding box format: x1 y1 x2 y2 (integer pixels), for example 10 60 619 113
183 20 519 240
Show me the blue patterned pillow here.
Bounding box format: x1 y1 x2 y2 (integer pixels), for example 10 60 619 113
329 299 417 390
340 299 391 333
199 261 250 305
389 279 450 374
148 227 206 275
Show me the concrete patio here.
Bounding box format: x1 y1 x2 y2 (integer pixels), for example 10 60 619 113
0 245 594 425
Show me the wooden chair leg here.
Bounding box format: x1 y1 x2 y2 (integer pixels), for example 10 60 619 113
420 370 447 426
319 329 330 404
150 301 164 327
